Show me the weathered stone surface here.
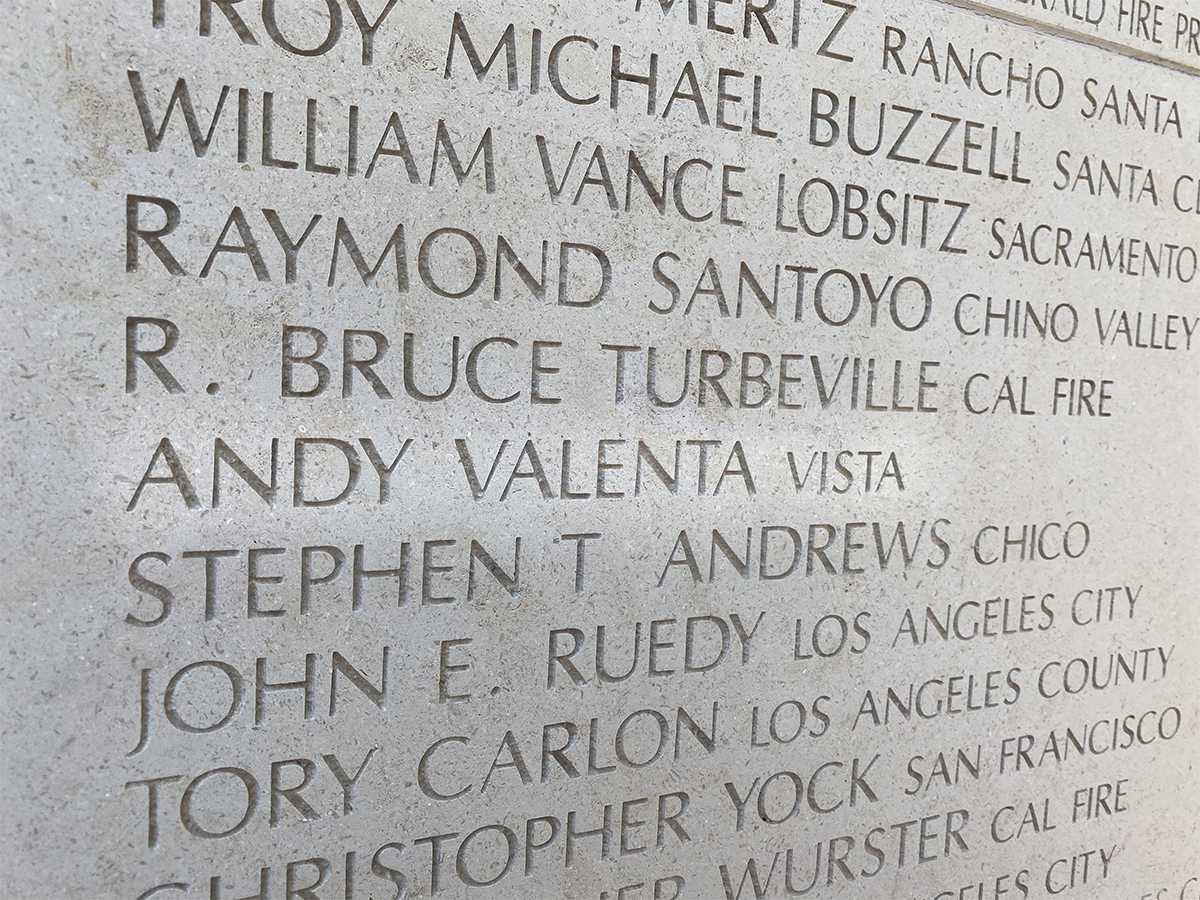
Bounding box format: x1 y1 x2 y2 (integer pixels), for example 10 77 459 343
2 0 1198 897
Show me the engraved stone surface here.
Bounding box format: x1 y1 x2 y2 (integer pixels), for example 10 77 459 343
2 0 1199 897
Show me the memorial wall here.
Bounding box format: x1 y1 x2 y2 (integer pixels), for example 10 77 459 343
2 0 1199 896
